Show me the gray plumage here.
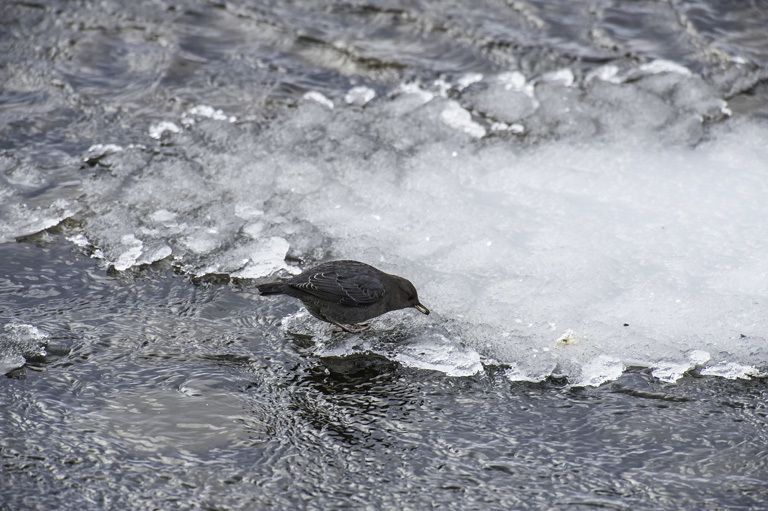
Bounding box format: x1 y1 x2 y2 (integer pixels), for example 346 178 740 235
257 260 430 332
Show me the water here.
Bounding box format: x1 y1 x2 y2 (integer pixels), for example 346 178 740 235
2 0 768 509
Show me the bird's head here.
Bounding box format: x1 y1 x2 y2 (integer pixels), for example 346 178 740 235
391 276 430 315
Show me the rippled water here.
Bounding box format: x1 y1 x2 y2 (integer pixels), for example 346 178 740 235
3 0 768 509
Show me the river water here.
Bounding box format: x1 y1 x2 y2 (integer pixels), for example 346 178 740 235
2 1 768 509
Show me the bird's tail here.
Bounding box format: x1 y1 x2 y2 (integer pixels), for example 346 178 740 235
257 282 286 295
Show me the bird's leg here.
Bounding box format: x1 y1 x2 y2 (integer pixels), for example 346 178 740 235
328 320 369 334
329 319 356 333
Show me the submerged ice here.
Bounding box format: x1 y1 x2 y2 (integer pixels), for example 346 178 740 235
6 65 768 384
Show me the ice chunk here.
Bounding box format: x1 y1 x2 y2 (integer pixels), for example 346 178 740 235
700 362 762 380
184 105 236 123
84 143 124 161
574 355 626 387
303 91 334 109
456 72 484 91
490 122 525 134
109 234 171 270
587 60 691 86
149 209 178 224
140 244 172 265
639 59 692 76
310 326 482 377
66 233 90 248
652 362 691 383
542 68 575 87
149 121 181 139
392 332 483 377
651 351 712 382
504 362 555 383
466 85 537 124
345 86 376 106
112 234 144 271
230 236 292 279
0 323 48 374
440 101 486 138
497 71 528 91
0 199 79 243
394 82 435 103
585 64 622 84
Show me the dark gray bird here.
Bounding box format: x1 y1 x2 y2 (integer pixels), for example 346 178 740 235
257 260 430 332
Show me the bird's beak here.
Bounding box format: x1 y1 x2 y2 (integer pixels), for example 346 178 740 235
414 303 430 315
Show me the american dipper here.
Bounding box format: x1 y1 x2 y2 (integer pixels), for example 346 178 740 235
257 260 430 332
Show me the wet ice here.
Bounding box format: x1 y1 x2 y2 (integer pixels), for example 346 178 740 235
0 324 48 375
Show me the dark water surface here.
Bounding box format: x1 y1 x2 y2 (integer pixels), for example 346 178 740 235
3 0 768 509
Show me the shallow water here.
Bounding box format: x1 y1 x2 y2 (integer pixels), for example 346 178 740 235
2 0 768 509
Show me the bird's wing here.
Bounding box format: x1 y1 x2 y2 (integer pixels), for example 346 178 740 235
290 270 385 306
